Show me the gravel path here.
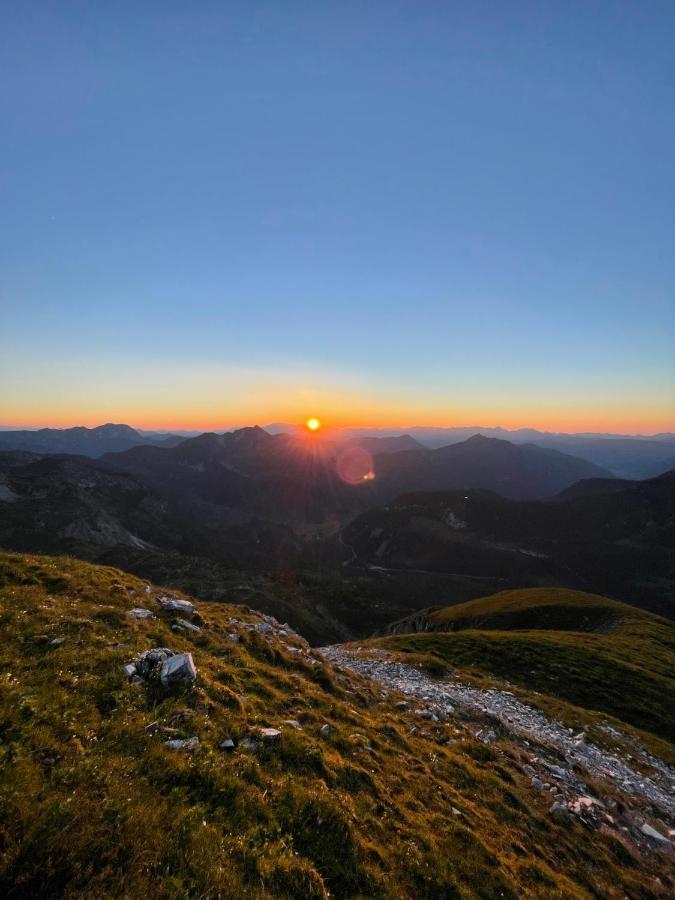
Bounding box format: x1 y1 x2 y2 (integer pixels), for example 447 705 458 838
320 646 675 819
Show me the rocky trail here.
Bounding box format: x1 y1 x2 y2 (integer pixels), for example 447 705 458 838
320 645 675 848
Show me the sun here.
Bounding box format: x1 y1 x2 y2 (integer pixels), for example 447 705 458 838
306 417 321 432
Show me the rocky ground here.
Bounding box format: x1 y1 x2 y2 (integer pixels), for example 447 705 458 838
319 645 675 855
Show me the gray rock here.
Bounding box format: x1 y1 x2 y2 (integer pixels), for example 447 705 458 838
160 652 197 688
134 647 175 681
219 738 235 750
176 618 201 633
227 633 241 643
523 764 536 777
319 723 333 737
123 663 137 680
480 729 497 744
159 597 195 615
259 727 281 742
531 777 544 790
49 637 65 647
255 622 273 635
127 608 155 620
283 719 302 730
641 822 670 844
549 801 569 817
164 736 199 752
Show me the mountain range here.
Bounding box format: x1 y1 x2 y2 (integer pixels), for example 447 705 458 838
0 423 184 457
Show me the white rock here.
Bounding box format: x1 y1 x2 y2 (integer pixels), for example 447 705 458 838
123 663 137 680
259 727 281 742
49 637 65 647
641 823 670 844
127 608 155 620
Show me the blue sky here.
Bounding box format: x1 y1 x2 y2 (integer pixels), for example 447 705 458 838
1 1 674 431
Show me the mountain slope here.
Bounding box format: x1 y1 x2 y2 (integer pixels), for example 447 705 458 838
343 472 675 619
0 552 672 898
0 423 184 457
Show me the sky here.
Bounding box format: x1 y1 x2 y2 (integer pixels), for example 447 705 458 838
1 1 674 434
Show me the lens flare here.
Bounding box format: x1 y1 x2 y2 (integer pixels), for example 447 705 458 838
336 446 375 485
306 417 321 432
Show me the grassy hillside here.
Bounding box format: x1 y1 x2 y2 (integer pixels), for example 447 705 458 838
380 589 675 745
1 554 672 898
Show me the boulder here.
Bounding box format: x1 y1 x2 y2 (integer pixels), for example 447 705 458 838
259 727 281 743
160 652 197 688
159 597 195 616
134 648 175 681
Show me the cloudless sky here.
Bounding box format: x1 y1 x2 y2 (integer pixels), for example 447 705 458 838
1 1 674 432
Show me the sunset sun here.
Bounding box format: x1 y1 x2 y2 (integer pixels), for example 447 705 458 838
306 417 321 432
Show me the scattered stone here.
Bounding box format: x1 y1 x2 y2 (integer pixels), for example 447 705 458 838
523 764 536 778
49 637 65 647
176 618 201 633
319 723 333 737
416 708 434 720
259 727 282 743
227 633 241 643
283 719 302 730
164 737 199 752
480 729 497 744
159 597 195 615
127 608 155 620
160 652 197 689
531 777 544 790
123 663 138 680
255 622 273 635
219 739 235 750
395 700 411 711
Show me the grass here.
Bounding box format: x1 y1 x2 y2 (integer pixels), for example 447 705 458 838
0 554 672 898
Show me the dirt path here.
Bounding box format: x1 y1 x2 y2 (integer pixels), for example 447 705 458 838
320 646 675 820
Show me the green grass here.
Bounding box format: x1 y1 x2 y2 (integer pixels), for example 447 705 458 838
378 589 675 746
0 554 672 898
